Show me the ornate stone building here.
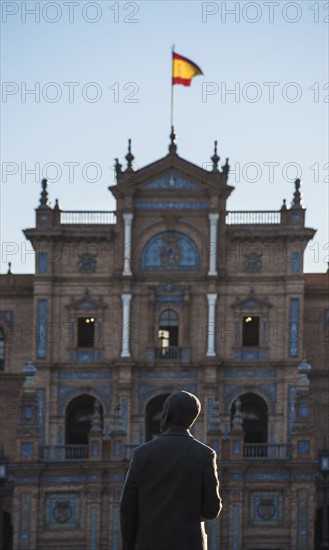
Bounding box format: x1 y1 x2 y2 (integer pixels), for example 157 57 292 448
0 133 328 549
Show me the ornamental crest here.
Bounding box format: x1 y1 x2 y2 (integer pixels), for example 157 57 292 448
159 235 181 268
53 501 72 523
78 253 97 272
257 499 275 520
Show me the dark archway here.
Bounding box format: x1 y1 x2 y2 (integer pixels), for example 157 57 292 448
314 503 329 549
65 395 103 445
145 393 171 442
231 393 268 457
3 511 13 550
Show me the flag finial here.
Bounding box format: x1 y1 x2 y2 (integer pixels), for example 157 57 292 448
125 138 135 172
169 126 177 155
211 140 220 171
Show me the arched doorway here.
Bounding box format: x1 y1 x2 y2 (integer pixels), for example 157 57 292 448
65 395 103 458
231 393 268 457
145 394 170 442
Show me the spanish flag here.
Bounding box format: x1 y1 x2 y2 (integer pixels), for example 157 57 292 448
172 52 203 86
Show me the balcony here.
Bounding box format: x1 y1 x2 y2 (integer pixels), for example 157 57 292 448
60 210 116 225
147 347 190 362
243 443 292 460
41 445 89 461
226 210 281 225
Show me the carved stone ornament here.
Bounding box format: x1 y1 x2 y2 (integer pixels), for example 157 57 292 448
78 253 97 272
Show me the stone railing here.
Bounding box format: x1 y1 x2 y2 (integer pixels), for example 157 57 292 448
226 210 281 225
41 445 89 461
243 443 292 459
60 211 116 225
154 347 183 360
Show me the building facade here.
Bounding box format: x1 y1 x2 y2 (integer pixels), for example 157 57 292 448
0 133 328 549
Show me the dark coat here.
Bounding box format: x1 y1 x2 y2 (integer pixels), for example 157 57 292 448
119 425 222 550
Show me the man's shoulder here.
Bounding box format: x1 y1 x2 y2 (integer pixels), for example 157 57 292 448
134 434 216 456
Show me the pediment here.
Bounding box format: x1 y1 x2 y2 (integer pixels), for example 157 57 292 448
66 289 106 310
232 290 271 310
141 172 202 191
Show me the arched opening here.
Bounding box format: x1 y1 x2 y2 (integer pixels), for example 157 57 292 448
3 511 13 550
0 328 5 370
314 503 329 549
145 393 170 442
158 309 179 358
65 395 103 458
231 393 268 457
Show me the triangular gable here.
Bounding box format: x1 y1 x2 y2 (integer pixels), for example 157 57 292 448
141 172 201 191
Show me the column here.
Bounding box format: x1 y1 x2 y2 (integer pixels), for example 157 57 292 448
206 293 217 356
208 213 219 276
121 294 132 357
123 213 133 276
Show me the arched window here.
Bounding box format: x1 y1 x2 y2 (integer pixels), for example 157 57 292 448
145 393 171 442
231 393 268 457
158 309 179 358
0 328 4 370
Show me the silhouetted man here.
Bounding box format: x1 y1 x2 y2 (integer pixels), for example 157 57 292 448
120 390 222 550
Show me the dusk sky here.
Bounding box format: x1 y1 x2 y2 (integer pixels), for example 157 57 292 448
1 0 328 273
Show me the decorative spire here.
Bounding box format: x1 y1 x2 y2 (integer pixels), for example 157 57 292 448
38 178 51 209
222 157 230 176
281 198 287 211
125 139 135 172
211 141 220 171
7 262 12 274
54 198 61 210
168 126 177 155
291 178 303 209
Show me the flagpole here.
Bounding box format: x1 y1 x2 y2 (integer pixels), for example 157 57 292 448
171 44 175 131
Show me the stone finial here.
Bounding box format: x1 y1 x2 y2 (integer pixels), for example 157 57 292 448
22 359 37 394
209 399 221 432
54 199 61 211
232 398 244 432
281 198 287 211
125 139 135 172
222 157 230 176
38 178 51 209
291 178 303 209
297 349 312 393
7 262 12 274
90 400 102 429
169 126 177 155
211 141 220 171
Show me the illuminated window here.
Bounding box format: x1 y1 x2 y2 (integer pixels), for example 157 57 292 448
77 317 95 348
242 316 260 347
158 309 178 348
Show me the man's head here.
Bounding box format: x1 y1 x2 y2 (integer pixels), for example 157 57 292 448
160 390 201 433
